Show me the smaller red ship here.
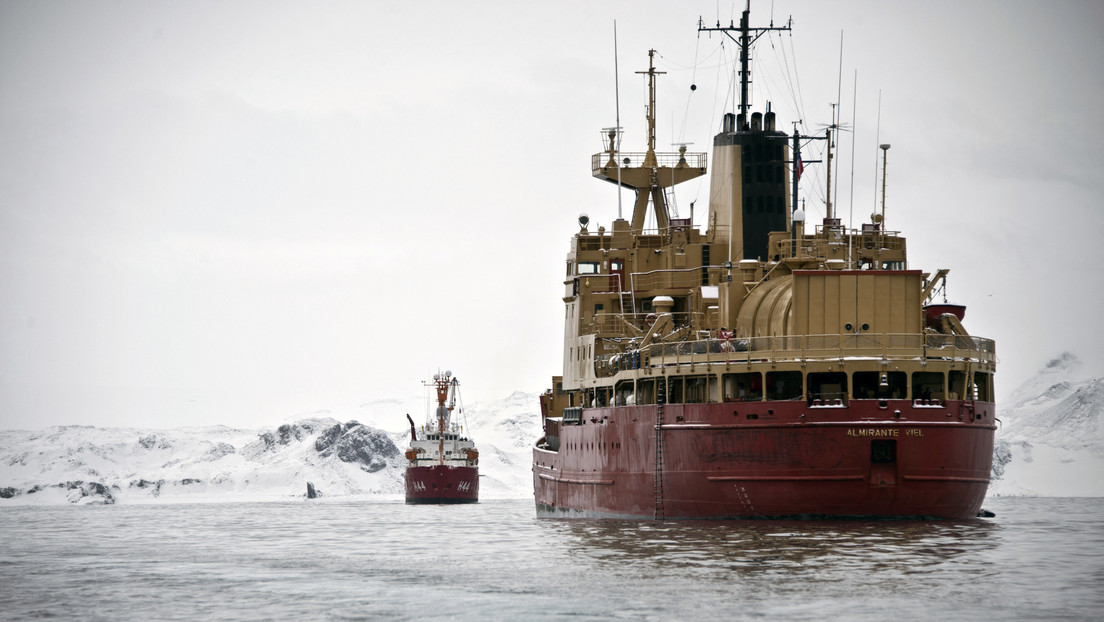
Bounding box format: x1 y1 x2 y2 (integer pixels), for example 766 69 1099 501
404 370 479 504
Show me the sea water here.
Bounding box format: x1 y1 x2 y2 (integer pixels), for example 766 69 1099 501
0 497 1101 621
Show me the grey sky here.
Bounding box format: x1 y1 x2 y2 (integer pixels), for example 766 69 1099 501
2 1 1102 430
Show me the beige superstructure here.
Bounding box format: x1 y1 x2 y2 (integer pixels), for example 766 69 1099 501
548 49 994 414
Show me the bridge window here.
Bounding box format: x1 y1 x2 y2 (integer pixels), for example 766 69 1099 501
912 372 944 401
685 376 708 404
808 372 848 404
595 387 610 407
667 377 684 404
723 372 762 402
949 371 968 400
615 380 634 406
766 371 803 400
577 262 599 274
853 371 906 399
974 372 993 402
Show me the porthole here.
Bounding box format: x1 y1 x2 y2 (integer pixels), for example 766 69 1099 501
861 323 870 331
845 323 853 331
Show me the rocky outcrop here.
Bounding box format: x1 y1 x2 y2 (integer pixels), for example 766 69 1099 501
991 439 1013 479
5 481 119 504
138 434 173 450
203 442 236 461
245 420 332 455
317 421 401 473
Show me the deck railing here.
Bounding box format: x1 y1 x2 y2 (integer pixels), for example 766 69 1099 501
594 332 996 377
591 151 708 174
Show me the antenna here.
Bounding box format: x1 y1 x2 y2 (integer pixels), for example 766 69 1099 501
614 20 623 220
825 108 834 221
873 89 882 219
879 143 891 226
833 30 844 220
848 69 857 265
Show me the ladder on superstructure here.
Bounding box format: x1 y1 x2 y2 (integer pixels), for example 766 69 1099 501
654 380 666 520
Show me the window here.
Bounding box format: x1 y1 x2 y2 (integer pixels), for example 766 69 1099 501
615 380 634 406
637 379 656 405
974 372 993 402
766 371 803 400
577 262 599 274
949 371 968 400
808 372 848 404
912 371 944 401
723 372 762 401
685 376 708 403
853 371 906 399
667 377 684 404
595 387 610 407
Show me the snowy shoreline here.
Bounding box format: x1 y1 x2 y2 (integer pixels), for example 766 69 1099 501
1 391 542 506
3 355 1102 505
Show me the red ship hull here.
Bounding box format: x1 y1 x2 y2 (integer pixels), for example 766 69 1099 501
405 464 479 504
533 399 994 519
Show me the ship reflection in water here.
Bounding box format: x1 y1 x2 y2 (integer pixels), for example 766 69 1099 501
555 517 1000 578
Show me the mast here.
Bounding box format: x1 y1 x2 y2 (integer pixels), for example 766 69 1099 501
592 53 706 235
825 125 834 221
879 143 891 225
637 49 662 168
698 2 791 124
429 370 456 466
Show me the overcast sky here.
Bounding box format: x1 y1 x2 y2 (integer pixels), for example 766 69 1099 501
2 0 1102 430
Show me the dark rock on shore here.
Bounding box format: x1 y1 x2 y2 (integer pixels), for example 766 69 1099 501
317 421 401 473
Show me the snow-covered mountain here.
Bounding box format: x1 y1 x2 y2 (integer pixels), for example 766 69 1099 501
0 391 543 505
988 353 1104 497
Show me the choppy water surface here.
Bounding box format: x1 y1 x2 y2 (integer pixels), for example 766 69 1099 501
1 497 1101 621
